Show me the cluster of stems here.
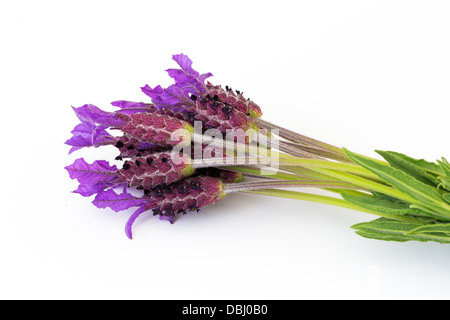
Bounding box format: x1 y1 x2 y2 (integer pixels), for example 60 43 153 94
204 118 398 222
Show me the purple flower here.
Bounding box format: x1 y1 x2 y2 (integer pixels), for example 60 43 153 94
65 158 118 185
65 122 115 154
116 151 194 189
123 176 225 239
65 158 121 196
141 54 212 110
117 112 193 147
166 53 213 92
72 104 126 127
73 182 114 197
111 100 157 115
65 104 124 154
64 53 260 240
92 187 149 213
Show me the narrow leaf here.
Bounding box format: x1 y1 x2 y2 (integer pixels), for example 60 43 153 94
344 149 450 217
408 223 450 236
355 231 411 242
342 193 425 217
351 218 447 243
372 191 407 204
443 193 450 204
438 158 450 176
376 150 440 186
352 218 450 243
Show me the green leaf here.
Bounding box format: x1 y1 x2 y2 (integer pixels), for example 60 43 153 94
408 223 450 236
438 177 450 191
437 158 450 176
352 218 424 241
443 193 450 204
372 191 407 204
381 152 442 175
344 148 450 219
437 158 450 192
355 231 412 242
376 150 440 186
351 218 450 243
342 193 424 217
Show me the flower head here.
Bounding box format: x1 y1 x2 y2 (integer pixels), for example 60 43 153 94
117 112 193 147
117 151 195 189
141 54 261 135
90 175 225 239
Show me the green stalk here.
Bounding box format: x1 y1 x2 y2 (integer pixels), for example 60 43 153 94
193 132 383 185
276 157 383 182
313 168 416 203
223 165 314 181
245 189 423 224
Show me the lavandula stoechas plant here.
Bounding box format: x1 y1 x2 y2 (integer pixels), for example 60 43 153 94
66 54 450 244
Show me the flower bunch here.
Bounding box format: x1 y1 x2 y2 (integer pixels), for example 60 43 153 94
65 54 267 239
66 54 450 244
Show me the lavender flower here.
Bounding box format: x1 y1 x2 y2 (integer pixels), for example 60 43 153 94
116 151 195 189
91 176 226 239
117 112 193 147
65 158 122 196
141 54 261 135
141 54 212 110
66 53 450 244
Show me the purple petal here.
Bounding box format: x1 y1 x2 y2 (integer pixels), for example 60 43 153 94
141 84 184 107
159 215 175 224
72 104 125 127
141 54 212 109
138 141 157 149
71 122 96 135
92 189 148 212
111 100 149 108
125 203 154 239
65 158 118 185
93 128 115 146
91 124 113 145
165 70 211 93
199 72 213 83
170 54 212 92
111 100 157 114
141 84 164 101
73 182 113 197
66 133 93 149
65 123 115 154
68 146 84 154
166 82 196 98
166 68 196 85
172 54 199 78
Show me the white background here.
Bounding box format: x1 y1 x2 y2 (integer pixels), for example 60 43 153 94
1 0 450 300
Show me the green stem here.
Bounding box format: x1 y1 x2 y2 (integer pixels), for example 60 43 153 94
314 168 417 203
223 166 314 181
245 189 423 224
277 157 383 182
223 179 360 193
